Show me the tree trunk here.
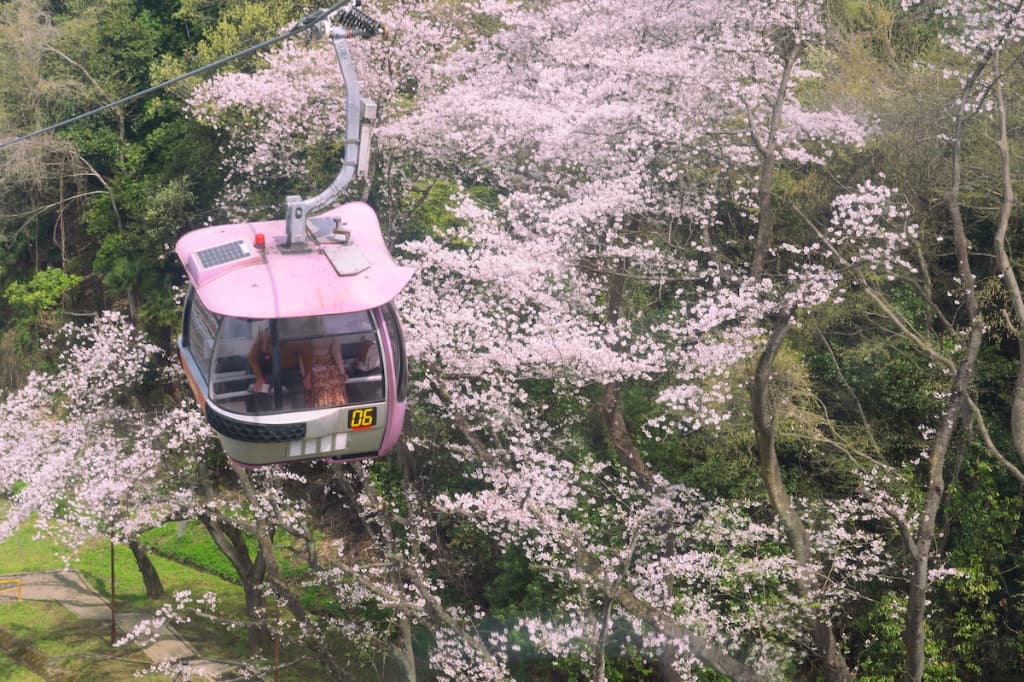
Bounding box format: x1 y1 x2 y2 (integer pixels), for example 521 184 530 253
127 540 164 599
750 44 799 282
601 384 658 490
599 252 658 490
903 176 984 682
988 55 1024 468
751 311 853 682
902 343 981 681
199 514 272 654
901 48 989 680
396 616 417 682
241 582 273 653
591 598 613 682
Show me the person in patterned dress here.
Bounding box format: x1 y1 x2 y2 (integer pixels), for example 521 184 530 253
303 336 348 407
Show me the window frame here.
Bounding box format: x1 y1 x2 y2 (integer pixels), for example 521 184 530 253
382 303 408 402
206 311 388 416
183 289 221 382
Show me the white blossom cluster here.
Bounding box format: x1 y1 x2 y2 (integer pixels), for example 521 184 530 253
0 312 210 557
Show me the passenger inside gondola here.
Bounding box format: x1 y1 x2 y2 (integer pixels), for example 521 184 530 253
248 325 308 394
200 309 386 415
304 336 349 407
346 336 380 377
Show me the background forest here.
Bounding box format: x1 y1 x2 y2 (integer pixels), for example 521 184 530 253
1 0 1024 680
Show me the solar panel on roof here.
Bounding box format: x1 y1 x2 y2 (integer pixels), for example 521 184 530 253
196 240 252 269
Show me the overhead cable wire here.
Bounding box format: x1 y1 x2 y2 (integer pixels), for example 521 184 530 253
0 1 349 150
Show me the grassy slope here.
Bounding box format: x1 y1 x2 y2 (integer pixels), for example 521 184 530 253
0 650 44 682
0 519 378 681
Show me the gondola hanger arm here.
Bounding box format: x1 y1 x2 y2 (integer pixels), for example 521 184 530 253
284 1 384 247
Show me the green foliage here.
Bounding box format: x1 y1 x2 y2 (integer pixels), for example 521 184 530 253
156 0 308 83
85 168 198 333
481 545 555 618
801 290 945 464
4 268 80 315
0 0 221 353
825 0 943 64
933 451 1024 677
849 592 907 679
55 0 185 90
546 648 657 682
4 480 27 498
141 520 252 584
3 268 81 355
393 178 501 244
191 2 305 65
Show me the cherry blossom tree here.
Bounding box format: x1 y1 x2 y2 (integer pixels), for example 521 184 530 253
9 0 1024 679
177 0 937 678
0 311 206 596
378 1 902 679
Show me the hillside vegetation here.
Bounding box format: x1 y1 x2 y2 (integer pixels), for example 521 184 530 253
2 1 1024 679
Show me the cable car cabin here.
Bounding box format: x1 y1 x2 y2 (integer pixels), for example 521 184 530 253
175 201 413 466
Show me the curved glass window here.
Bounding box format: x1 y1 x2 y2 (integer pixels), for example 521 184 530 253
206 311 385 415
184 289 220 381
382 303 408 402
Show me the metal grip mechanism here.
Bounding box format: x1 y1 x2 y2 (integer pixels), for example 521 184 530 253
283 1 381 247
336 7 384 37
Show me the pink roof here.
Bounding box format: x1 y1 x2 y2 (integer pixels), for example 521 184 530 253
175 202 414 319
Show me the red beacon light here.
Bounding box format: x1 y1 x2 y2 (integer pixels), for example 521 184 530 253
174 4 411 467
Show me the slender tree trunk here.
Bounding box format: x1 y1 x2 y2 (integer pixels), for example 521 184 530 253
751 311 853 682
903 114 986 682
127 539 164 599
199 514 272 653
744 36 852 679
750 43 799 281
599 253 658 489
1012 353 1024 466
397 616 417 682
903 325 982 681
988 54 1024 468
591 598 613 682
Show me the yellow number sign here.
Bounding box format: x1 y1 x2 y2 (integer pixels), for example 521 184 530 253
349 407 377 431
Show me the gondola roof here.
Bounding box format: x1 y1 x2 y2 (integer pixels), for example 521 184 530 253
175 202 414 319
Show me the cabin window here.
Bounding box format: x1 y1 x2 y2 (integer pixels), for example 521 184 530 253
184 290 220 381
208 311 385 415
382 303 408 402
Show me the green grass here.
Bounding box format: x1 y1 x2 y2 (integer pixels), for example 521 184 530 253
0 650 43 681
0 522 248 615
0 521 251 677
0 519 380 681
141 520 254 584
141 520 316 583
1 600 165 681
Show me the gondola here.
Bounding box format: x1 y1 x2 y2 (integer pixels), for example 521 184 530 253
175 3 412 466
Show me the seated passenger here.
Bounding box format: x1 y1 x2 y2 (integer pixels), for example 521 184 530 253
303 336 348 407
248 327 308 393
346 336 381 377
